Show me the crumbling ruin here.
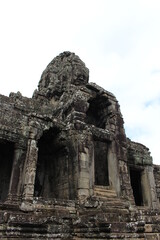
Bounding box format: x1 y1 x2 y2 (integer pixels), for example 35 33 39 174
0 51 160 239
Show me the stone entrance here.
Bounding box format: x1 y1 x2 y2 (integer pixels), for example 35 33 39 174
130 168 143 206
34 127 70 199
0 140 14 202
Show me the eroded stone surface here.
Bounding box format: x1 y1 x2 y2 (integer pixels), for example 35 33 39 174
0 51 160 239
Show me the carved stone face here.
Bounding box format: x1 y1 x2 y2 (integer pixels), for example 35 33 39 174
71 64 89 86
35 52 89 100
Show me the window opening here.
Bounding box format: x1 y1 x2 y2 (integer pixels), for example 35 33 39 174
86 95 110 129
94 141 109 186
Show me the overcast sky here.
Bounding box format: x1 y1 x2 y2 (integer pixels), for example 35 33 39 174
0 0 160 164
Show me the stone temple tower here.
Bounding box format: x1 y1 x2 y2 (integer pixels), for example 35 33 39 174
0 51 160 239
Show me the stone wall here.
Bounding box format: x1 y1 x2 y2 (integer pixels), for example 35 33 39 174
154 164 160 206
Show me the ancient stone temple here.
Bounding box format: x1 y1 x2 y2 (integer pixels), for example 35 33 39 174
0 51 160 239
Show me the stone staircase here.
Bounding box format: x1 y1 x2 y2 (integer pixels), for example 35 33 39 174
93 185 129 210
75 186 158 239
94 185 117 198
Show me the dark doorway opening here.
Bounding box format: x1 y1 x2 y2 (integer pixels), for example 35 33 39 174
94 141 109 186
0 140 14 202
34 128 69 199
130 169 143 206
86 95 110 129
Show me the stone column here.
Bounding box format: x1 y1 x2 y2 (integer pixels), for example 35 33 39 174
22 139 38 204
108 141 121 195
142 166 158 209
89 141 94 196
7 144 25 203
77 137 90 200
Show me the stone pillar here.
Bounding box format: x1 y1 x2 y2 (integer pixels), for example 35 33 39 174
77 138 90 200
108 141 121 195
89 141 94 196
7 145 25 203
142 166 158 209
22 139 38 203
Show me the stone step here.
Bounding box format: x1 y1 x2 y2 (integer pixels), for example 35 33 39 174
94 191 117 198
94 186 117 198
92 197 128 209
93 186 129 209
